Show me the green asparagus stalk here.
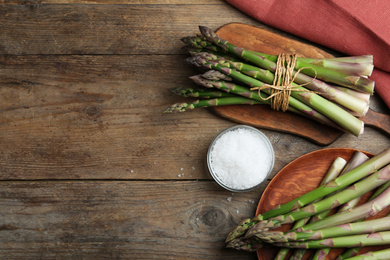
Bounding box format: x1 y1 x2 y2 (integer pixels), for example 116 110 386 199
288 249 306 260
197 26 373 94
199 51 370 116
274 157 347 260
181 34 221 52
299 55 373 65
299 185 390 260
258 53 374 77
201 52 370 117
309 151 370 260
182 34 374 77
273 248 289 260
336 181 390 260
316 214 390 259
227 185 390 252
342 248 390 260
264 217 390 243
187 47 371 117
316 203 390 260
189 75 272 104
200 69 233 81
163 96 262 113
302 59 373 77
333 86 371 103
245 165 390 238
189 74 340 128
295 185 390 232
169 87 235 98
182 34 374 65
198 26 375 94
188 55 364 136
181 35 242 63
310 151 370 224
273 231 390 249
225 148 390 243
226 236 263 252
289 154 364 260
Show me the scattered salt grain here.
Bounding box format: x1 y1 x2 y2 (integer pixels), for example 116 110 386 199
227 197 232 202
208 126 274 191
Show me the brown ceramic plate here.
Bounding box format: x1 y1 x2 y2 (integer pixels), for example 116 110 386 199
255 148 390 260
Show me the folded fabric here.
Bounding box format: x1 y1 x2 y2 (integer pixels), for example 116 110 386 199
226 0 390 109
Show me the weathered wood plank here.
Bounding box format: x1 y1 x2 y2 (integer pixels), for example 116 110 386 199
0 3 258 55
1 54 389 180
0 180 260 259
0 54 231 180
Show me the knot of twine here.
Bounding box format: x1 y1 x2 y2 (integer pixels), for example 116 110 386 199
251 53 317 112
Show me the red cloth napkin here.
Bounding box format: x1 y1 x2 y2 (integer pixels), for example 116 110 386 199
226 0 390 110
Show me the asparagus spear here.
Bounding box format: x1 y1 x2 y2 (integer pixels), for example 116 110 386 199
296 184 390 232
273 231 390 249
245 164 390 238
198 52 370 116
310 151 370 224
263 217 390 243
336 181 390 260
299 55 373 65
200 69 233 81
189 75 272 103
181 34 222 52
187 55 364 136
226 236 263 252
333 86 371 103
289 153 367 260
290 185 390 260
198 26 375 94
227 186 390 252
163 96 262 113
301 59 373 77
258 51 374 79
225 148 390 242
274 157 347 260
189 74 340 128
185 45 371 116
181 34 374 76
342 248 390 260
310 152 370 260
169 87 235 98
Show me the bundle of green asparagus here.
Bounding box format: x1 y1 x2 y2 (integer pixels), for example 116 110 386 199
226 147 390 259
164 26 375 137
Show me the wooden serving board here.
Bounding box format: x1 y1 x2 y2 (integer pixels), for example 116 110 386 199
212 23 390 145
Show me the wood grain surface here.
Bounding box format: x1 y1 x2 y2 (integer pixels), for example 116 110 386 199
1 1 390 259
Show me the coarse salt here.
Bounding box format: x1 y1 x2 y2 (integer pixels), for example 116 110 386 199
208 126 274 191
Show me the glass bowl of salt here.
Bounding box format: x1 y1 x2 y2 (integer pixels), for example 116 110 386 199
207 125 275 192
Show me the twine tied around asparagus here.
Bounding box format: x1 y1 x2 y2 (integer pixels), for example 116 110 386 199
251 53 317 112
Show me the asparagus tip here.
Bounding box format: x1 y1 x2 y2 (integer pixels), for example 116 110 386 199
163 103 191 113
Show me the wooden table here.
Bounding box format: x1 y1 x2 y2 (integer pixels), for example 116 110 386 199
1 1 390 259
